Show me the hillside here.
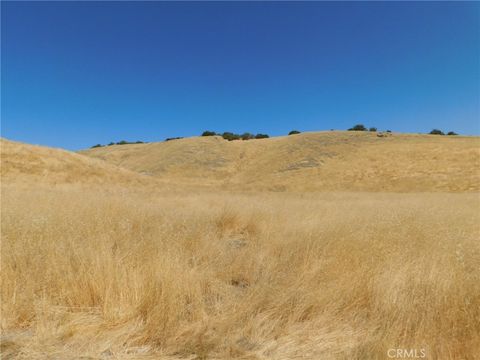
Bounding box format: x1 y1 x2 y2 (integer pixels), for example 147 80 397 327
0 138 154 187
2 134 480 359
81 131 480 192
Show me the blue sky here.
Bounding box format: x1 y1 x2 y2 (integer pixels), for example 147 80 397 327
2 1 479 150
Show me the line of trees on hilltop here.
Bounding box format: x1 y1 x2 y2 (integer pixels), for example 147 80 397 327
90 125 461 148
90 140 145 148
429 129 458 136
91 130 301 148
348 124 459 136
201 130 304 140
348 124 381 132
201 131 270 141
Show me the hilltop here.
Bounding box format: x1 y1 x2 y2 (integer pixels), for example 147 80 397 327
81 131 480 192
0 138 154 187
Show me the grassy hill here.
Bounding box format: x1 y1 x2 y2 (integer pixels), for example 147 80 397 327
81 131 480 192
1 138 155 187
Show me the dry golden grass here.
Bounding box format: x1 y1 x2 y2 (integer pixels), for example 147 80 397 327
1 139 155 187
81 132 480 192
1 136 480 359
2 184 479 359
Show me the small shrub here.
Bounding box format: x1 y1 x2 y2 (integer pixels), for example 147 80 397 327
429 129 444 135
241 132 255 140
348 124 367 131
288 130 301 135
386 130 392 133
447 131 458 136
222 132 240 141
202 131 216 136
255 134 269 139
108 140 145 145
369 127 377 132
91 144 103 148
165 137 184 141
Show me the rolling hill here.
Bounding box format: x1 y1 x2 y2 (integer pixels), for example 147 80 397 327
81 131 480 192
0 138 154 186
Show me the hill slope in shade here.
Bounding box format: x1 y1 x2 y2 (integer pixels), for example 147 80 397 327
1 138 154 186
81 131 480 192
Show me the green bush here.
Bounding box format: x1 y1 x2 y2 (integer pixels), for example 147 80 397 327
447 131 458 136
429 129 444 135
222 132 240 141
165 137 183 141
241 132 255 140
91 144 103 148
106 140 146 145
204 131 272 141
348 124 367 131
386 130 392 133
369 127 377 132
288 130 301 135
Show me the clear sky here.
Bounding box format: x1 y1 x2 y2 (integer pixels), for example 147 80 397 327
2 1 479 150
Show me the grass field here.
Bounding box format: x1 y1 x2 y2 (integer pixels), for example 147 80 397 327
1 134 480 359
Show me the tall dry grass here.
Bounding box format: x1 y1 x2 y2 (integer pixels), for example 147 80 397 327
1 184 479 359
